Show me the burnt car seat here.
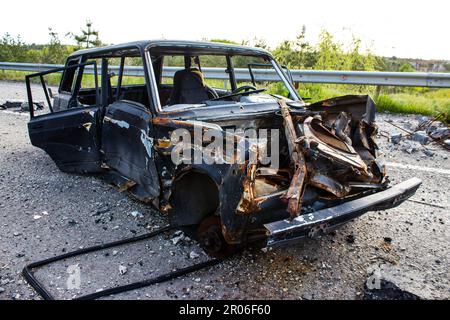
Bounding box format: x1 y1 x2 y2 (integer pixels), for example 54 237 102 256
168 68 218 105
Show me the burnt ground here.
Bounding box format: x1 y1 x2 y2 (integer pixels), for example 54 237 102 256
0 80 449 300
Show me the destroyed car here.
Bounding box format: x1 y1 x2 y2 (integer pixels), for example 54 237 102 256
26 40 421 257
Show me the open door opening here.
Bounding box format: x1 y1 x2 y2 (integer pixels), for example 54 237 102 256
26 61 103 173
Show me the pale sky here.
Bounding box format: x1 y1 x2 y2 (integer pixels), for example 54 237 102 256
1 0 449 60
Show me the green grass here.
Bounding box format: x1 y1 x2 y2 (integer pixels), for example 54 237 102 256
296 84 450 123
376 92 450 119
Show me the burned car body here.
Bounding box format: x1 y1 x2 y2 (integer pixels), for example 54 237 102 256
26 40 421 256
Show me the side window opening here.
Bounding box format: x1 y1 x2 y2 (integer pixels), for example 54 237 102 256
106 56 148 106
74 58 102 107
60 59 79 93
62 54 148 109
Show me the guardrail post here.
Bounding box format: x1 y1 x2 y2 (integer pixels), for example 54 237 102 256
374 85 382 100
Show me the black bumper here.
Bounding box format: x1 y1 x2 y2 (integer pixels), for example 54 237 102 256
264 178 422 248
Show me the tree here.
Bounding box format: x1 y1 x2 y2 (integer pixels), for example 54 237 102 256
444 63 450 72
41 28 67 64
71 20 102 49
273 26 317 69
0 33 28 62
314 30 345 70
399 63 416 72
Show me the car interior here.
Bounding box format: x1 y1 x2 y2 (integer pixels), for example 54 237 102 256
53 49 275 114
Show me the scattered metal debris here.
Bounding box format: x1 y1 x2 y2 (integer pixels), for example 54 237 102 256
407 198 447 209
386 113 450 152
0 100 45 111
384 120 413 135
22 225 222 300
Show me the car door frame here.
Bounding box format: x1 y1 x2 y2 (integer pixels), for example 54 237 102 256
99 48 161 202
26 60 103 173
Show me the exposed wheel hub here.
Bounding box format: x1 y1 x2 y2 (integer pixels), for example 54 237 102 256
197 216 236 258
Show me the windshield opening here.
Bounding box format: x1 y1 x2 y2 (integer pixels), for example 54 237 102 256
153 53 300 111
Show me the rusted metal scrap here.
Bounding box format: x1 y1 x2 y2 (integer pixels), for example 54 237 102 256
278 99 307 219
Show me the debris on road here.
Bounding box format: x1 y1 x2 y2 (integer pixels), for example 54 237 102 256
0 99 45 112
345 234 356 244
444 139 450 150
172 232 185 245
119 265 128 275
390 132 402 145
189 251 200 259
20 101 45 112
400 141 420 154
411 131 430 145
423 149 435 157
429 127 450 141
385 114 450 152
0 100 23 109
130 211 144 219
406 198 447 209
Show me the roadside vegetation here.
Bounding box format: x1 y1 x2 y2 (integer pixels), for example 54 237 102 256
1 22 449 121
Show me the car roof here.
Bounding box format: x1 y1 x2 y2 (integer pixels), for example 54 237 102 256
68 40 272 59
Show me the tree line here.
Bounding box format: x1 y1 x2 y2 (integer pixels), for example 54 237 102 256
0 20 101 64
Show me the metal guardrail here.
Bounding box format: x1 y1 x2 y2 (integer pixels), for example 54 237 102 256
1 61 450 88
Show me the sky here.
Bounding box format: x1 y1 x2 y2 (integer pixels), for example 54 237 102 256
1 0 449 60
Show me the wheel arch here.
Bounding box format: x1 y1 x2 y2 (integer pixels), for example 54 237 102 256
168 168 221 227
